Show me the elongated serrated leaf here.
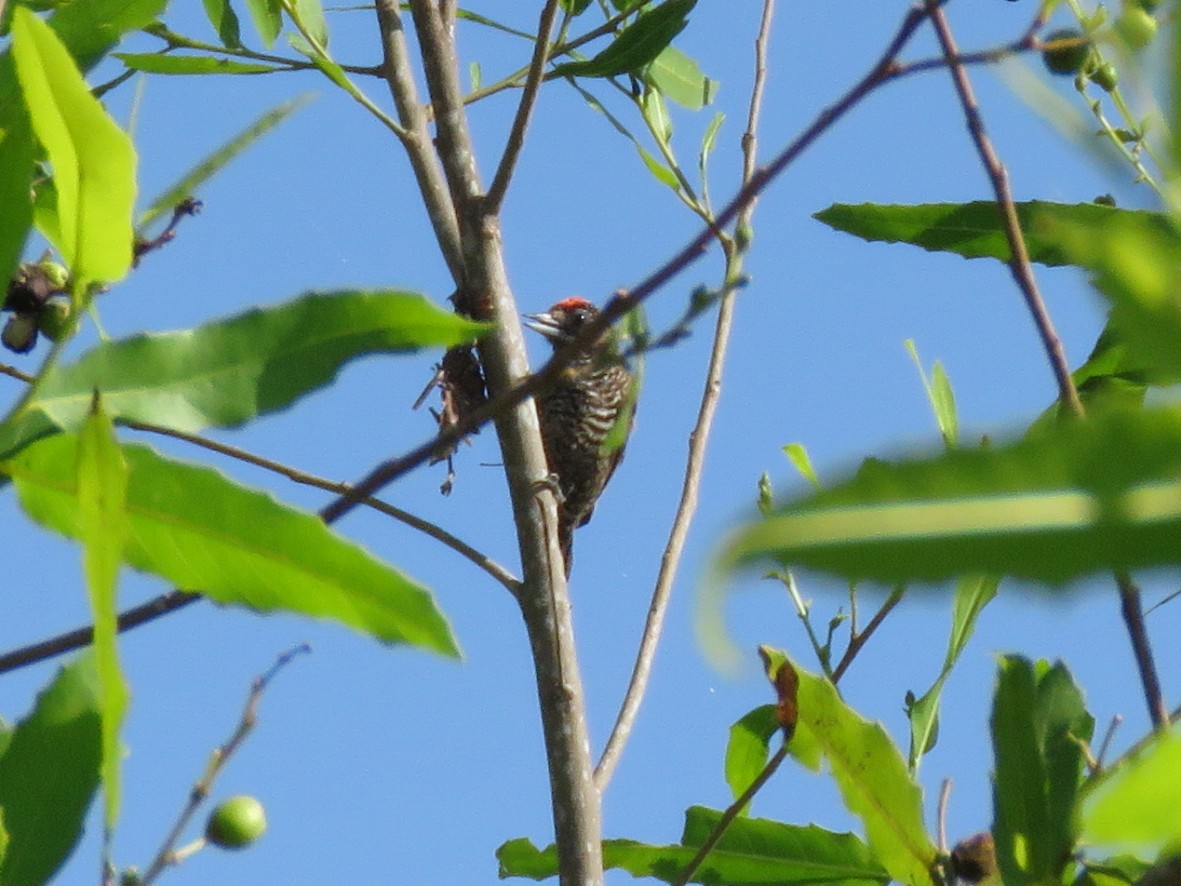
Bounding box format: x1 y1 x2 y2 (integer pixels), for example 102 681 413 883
497 807 889 884
907 574 998 771
138 94 312 231
791 659 937 886
1081 731 1181 849
11 8 135 287
202 0 242 48
115 53 281 75
814 201 1171 268
717 404 1181 585
991 657 1092 886
645 45 715 109
5 435 460 655
48 0 168 72
0 654 101 886
0 290 488 458
553 0 696 78
77 404 129 830
724 705 779 808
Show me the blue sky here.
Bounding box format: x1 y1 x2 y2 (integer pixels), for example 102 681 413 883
2 1 1177 883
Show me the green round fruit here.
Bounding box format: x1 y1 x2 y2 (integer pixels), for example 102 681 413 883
1091 61 1119 91
38 300 72 342
205 795 267 850
1115 7 1157 48
1041 28 1092 76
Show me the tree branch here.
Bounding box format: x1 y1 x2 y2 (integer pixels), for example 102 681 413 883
925 1 1081 416
374 0 466 282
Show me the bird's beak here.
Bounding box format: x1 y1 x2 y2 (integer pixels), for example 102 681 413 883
523 310 562 341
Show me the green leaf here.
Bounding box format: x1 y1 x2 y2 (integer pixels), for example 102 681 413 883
1043 209 1181 384
76 403 130 830
813 201 1171 268
0 290 488 458
559 0 594 14
553 0 696 78
904 340 958 448
784 442 820 488
991 657 1092 886
5 435 460 655
11 7 136 288
645 45 716 109
791 659 938 886
48 0 168 72
497 807 890 883
724 705 779 808
906 574 998 771
0 64 36 286
1081 730 1181 850
244 0 282 47
0 655 101 886
138 94 313 232
290 0 328 48
115 53 282 75
575 83 680 189
202 0 243 48
716 405 1181 585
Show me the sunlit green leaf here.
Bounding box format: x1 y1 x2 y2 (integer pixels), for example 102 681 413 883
724 705 778 809
0 655 101 886
906 574 998 771
290 0 328 47
498 807 890 883
76 403 129 830
6 436 460 655
992 657 1092 886
792 659 938 886
1081 730 1181 850
645 45 715 109
115 53 281 75
11 7 136 288
0 290 488 458
717 405 1181 585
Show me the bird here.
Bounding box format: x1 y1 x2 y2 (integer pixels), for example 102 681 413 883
524 297 635 577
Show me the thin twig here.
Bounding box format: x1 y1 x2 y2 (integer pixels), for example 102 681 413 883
830 586 904 685
937 779 952 852
925 1 1081 416
139 645 310 884
1117 572 1169 731
671 743 790 886
484 0 561 213
594 0 776 793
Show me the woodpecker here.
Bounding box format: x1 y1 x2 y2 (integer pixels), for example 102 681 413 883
525 297 635 577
